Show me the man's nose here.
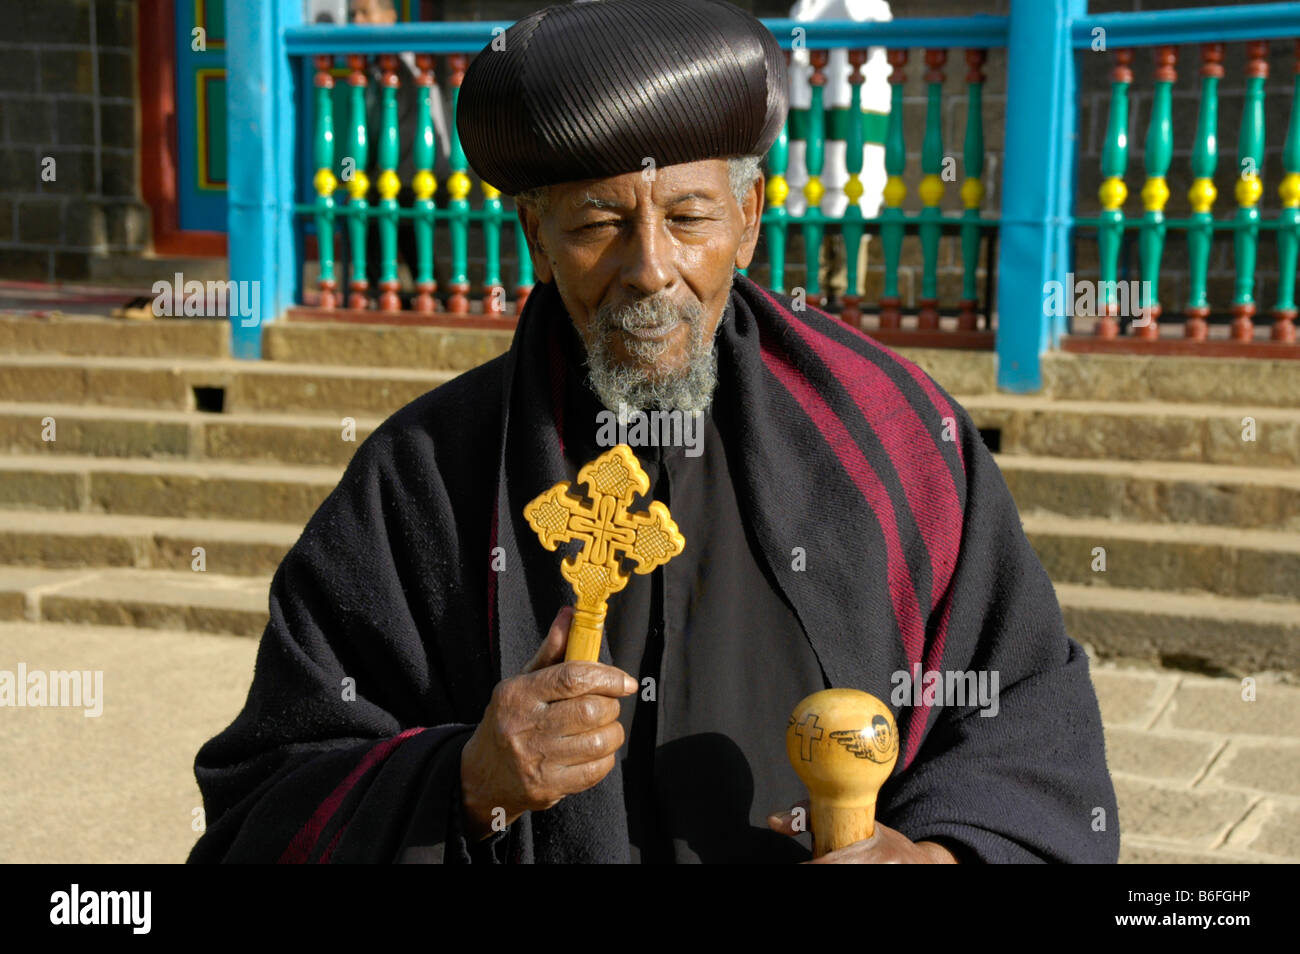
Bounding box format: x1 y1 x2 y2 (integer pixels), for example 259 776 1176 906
620 218 675 298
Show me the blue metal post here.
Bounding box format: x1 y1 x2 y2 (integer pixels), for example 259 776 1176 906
997 0 1085 391
227 0 303 359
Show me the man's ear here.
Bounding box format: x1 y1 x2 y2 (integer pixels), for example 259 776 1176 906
517 203 554 284
734 172 766 271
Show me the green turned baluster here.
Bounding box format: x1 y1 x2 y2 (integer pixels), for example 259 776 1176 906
312 55 339 309
1271 39 1300 343
879 48 908 329
446 54 471 314
411 54 438 314
1096 49 1133 338
958 49 987 332
801 49 829 309
1185 44 1222 341
345 54 371 310
917 48 947 331
840 48 869 328
760 52 792 294
1232 41 1269 342
376 54 402 313
482 177 505 314
1136 46 1177 340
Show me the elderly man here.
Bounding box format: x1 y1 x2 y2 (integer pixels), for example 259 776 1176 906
190 0 1118 864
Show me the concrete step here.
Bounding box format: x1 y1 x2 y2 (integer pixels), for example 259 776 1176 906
966 395 1300 467
0 353 455 414
1023 513 1300 602
0 565 269 638
0 401 381 466
1040 351 1300 409
996 455 1300 531
264 320 514 370
1057 582 1300 677
891 347 996 395
0 454 340 523
3 560 1294 674
0 510 298 577
0 313 228 358
893 350 1300 407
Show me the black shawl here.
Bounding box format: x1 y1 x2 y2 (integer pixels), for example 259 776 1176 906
189 272 1119 864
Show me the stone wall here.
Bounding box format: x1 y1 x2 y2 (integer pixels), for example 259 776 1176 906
0 0 147 282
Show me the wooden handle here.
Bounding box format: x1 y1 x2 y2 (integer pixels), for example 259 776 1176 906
786 689 899 858
564 606 605 662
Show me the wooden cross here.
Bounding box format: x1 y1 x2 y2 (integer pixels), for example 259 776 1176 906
524 444 686 662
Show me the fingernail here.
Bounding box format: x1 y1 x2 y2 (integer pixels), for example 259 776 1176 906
623 676 638 693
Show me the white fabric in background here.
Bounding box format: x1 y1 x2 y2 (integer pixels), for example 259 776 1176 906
785 0 891 219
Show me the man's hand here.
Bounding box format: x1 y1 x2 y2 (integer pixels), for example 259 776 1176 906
459 606 636 841
767 801 959 864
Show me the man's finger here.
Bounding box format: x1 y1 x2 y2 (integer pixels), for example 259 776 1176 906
766 800 811 837
534 661 638 702
540 722 626 766
546 753 619 798
523 606 575 674
541 693 623 735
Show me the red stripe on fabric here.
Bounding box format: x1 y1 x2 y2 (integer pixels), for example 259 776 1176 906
904 593 956 769
754 290 971 771
758 340 925 671
318 822 347 864
279 726 428 864
809 305 966 472
796 308 966 766
763 290 963 616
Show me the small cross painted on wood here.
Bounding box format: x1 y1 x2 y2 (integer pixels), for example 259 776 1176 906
794 713 824 761
525 444 685 662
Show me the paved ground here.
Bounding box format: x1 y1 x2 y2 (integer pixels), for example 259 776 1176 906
0 619 1296 863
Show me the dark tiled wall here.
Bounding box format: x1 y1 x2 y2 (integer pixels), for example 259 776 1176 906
0 0 146 281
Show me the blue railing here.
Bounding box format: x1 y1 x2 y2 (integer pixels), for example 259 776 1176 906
225 0 1300 391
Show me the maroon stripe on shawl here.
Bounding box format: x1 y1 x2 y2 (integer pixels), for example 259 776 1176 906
318 822 347 864
279 727 428 864
805 315 968 766
758 335 925 682
753 288 970 769
761 288 964 616
907 591 958 767
835 314 967 473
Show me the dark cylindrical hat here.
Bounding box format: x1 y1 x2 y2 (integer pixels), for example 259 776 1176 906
456 0 788 196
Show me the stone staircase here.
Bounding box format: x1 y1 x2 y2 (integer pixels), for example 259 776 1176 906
0 313 1296 678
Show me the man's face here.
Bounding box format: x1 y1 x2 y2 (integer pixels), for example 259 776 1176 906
518 159 764 412
349 0 396 24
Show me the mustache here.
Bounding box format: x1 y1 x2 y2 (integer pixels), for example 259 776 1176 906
593 296 705 333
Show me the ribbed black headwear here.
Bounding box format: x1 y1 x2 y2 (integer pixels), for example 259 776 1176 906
456 0 788 196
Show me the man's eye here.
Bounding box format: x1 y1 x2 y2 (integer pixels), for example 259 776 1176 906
673 216 706 224
580 221 618 231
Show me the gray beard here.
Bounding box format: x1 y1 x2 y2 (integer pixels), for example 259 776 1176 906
579 294 722 414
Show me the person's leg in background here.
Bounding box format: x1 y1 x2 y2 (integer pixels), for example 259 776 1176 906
820 231 847 312
395 183 418 310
